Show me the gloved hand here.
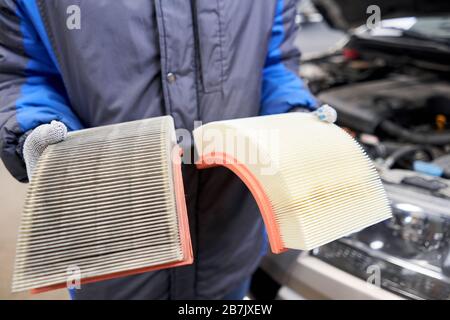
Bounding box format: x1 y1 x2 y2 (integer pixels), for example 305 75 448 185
23 120 68 181
291 104 337 124
313 104 337 123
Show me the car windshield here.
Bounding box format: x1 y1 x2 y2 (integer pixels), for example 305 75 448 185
408 16 450 39
365 16 450 45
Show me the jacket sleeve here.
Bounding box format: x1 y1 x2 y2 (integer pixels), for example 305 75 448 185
0 0 83 182
260 0 317 115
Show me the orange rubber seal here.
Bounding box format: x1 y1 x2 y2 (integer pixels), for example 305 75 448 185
196 152 287 254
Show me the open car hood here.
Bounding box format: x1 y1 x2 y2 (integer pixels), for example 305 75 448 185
312 0 450 31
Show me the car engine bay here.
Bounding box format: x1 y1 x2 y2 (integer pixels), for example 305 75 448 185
298 48 450 299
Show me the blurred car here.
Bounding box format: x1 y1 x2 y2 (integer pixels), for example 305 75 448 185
255 0 450 300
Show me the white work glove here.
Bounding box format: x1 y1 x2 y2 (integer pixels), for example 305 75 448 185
312 104 337 123
23 120 68 181
291 104 337 123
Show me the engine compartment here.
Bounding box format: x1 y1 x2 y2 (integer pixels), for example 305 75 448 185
301 54 450 180
300 49 450 299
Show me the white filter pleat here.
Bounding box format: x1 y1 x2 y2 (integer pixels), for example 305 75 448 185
194 113 392 251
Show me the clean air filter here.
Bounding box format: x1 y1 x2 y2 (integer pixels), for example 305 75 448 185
194 113 392 253
12 116 192 293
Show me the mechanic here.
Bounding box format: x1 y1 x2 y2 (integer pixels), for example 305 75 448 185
0 0 332 299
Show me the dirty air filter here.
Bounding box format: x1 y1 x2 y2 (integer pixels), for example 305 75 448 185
12 116 192 293
194 113 392 253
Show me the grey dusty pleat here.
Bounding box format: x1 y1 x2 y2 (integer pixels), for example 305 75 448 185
12 116 184 292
